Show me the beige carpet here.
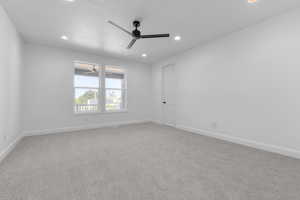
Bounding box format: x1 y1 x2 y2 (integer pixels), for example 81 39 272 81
1 123 300 200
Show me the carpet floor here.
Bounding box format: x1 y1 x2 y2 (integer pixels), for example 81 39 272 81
1 123 300 200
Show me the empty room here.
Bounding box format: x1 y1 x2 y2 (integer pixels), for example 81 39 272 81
1 0 300 199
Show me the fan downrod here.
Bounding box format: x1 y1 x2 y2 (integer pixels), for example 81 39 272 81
133 20 140 29
132 21 141 38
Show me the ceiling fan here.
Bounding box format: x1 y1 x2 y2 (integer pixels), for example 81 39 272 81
108 20 170 49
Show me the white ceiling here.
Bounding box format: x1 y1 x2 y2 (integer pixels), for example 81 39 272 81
1 0 300 63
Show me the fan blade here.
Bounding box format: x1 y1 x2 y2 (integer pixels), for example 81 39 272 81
127 39 137 49
140 34 170 39
108 20 132 35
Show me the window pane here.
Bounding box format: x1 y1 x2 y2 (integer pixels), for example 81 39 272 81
105 89 123 111
105 78 122 89
74 88 99 113
74 75 99 88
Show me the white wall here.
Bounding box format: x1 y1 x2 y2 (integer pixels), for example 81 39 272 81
23 43 152 134
0 6 23 154
152 9 300 156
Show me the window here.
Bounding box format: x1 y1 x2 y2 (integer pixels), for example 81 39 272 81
73 62 127 114
105 66 127 111
74 62 100 113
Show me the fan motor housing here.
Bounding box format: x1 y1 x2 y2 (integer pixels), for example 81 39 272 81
132 29 141 38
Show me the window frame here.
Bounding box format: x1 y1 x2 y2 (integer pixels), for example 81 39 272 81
73 61 128 115
103 66 128 113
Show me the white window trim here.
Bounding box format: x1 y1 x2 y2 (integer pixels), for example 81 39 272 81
73 61 128 115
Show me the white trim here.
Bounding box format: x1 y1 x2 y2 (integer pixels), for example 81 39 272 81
0 136 23 163
164 122 176 127
4 122 300 164
100 64 105 112
103 110 128 114
74 110 128 116
23 120 150 137
150 120 163 125
74 86 99 90
175 124 300 160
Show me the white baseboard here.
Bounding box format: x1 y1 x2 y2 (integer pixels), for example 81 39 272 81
1 120 149 163
150 120 163 125
0 136 23 163
176 124 300 160
8 121 300 163
23 120 150 136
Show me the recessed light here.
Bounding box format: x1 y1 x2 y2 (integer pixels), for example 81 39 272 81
174 35 181 41
61 35 69 40
65 0 75 2
248 0 257 4
142 53 147 58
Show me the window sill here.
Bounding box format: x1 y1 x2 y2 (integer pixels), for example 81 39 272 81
74 110 128 116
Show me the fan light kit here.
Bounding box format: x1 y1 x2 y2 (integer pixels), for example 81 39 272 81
108 20 170 49
174 36 181 41
61 35 69 40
